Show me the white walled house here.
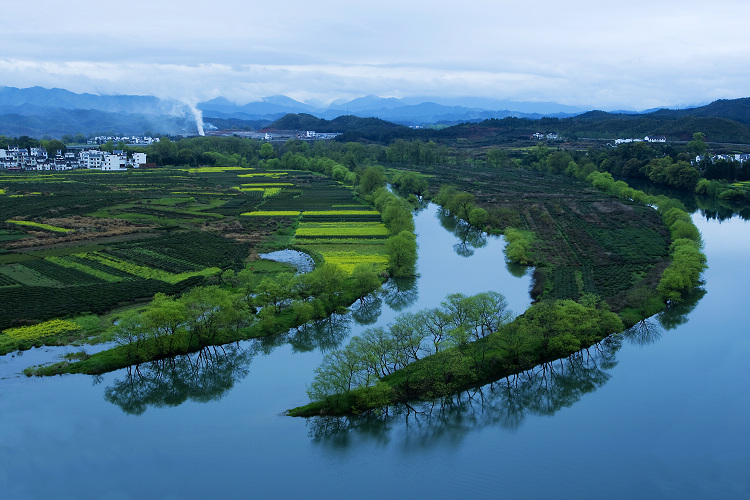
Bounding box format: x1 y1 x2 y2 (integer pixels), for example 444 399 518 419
79 150 105 169
130 152 147 167
103 154 125 170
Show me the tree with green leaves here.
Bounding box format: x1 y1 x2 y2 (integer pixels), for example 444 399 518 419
385 231 417 277
260 142 276 159
143 292 189 354
349 264 382 303
357 165 386 195
486 147 507 168
687 132 708 157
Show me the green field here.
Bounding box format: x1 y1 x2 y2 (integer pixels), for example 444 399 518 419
0 167 387 335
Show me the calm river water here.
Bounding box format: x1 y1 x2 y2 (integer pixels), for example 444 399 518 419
1 203 748 499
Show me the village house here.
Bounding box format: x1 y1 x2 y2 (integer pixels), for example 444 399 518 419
616 135 667 145
0 147 146 171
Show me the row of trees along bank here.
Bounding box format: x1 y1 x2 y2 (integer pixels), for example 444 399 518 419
288 292 623 416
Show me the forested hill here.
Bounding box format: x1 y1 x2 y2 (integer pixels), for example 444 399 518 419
268 114 411 142
649 98 750 126
543 113 750 143
266 109 750 145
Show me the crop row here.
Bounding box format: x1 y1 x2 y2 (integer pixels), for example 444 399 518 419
2 319 80 341
6 220 73 233
295 234 388 241
23 258 114 285
236 172 288 178
240 183 294 187
291 238 388 246
52 255 133 282
84 252 221 284
0 273 19 286
313 251 389 274
236 187 283 197
105 247 201 274
181 167 251 173
116 231 250 269
0 275 204 331
242 210 301 216
303 210 379 216
295 222 389 238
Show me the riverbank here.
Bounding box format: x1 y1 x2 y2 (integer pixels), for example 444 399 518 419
288 298 623 416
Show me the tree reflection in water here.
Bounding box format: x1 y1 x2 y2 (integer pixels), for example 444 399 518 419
381 277 418 312
656 285 706 330
350 295 383 325
306 335 625 445
286 312 352 353
104 343 255 415
437 208 488 258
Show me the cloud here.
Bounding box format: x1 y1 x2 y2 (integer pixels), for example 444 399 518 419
1 1 750 110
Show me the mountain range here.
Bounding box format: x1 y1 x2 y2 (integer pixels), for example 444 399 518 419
2 86 750 142
196 94 588 125
0 86 595 137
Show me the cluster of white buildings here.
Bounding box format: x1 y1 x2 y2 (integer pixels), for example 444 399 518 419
532 132 560 140
695 153 750 164
87 135 159 146
208 129 341 141
0 147 147 171
260 130 342 141
614 135 667 145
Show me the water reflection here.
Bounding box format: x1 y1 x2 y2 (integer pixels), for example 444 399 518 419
437 208 488 257
657 285 706 330
100 278 421 414
286 313 352 353
306 335 624 445
622 319 663 346
505 260 528 278
619 176 750 222
380 277 418 311
104 343 255 415
350 295 383 325
304 283 707 445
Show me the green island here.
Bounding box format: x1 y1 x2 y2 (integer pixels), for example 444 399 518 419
0 129 716 417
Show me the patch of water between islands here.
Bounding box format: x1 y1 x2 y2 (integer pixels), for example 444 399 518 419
0 340 118 380
259 250 315 274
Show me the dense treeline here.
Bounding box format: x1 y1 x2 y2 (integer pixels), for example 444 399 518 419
28 261 385 376
290 293 623 416
0 134 67 156
585 171 706 307
262 111 750 146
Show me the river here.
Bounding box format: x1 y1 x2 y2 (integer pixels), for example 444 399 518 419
1 203 748 499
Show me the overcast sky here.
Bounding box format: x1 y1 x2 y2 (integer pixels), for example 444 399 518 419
2 0 749 110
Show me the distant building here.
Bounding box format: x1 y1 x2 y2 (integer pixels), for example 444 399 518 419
79 150 106 169
130 152 147 167
103 154 126 170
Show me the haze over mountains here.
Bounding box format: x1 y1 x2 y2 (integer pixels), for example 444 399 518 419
2 85 750 141
197 94 588 124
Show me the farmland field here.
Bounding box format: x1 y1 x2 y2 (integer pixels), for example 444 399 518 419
0 166 386 335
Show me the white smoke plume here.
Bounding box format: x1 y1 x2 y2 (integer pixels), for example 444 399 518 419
185 101 205 136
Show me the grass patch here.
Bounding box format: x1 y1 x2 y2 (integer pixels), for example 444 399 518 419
7 220 73 233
